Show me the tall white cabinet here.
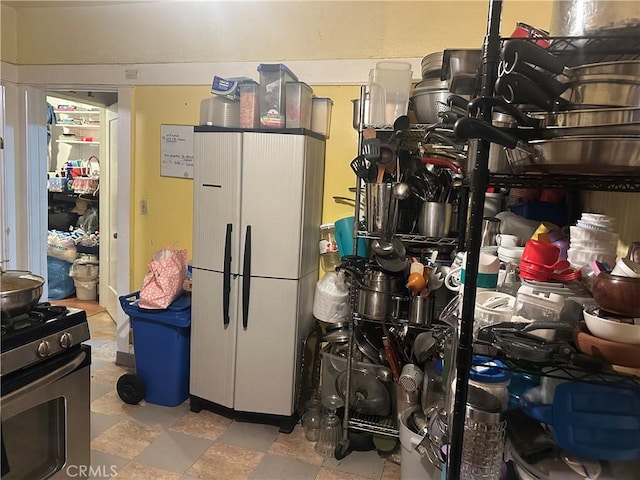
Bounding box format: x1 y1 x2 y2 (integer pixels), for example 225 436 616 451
189 127 325 431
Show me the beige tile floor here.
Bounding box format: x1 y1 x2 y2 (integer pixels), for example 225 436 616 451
86 312 402 480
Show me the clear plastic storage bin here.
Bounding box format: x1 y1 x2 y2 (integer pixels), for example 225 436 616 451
285 82 313 129
311 97 333 138
239 81 260 128
258 63 298 128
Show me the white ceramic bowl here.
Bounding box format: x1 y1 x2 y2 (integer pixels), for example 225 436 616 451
569 225 619 243
583 307 640 345
567 248 616 269
497 245 525 264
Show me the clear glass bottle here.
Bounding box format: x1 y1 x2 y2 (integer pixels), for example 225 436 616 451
302 398 322 442
319 223 340 271
314 395 343 456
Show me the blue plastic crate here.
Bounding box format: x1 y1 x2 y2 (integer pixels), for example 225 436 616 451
119 292 191 407
509 202 569 227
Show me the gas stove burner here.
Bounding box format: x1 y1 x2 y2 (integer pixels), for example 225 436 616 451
1 305 90 376
1 303 70 336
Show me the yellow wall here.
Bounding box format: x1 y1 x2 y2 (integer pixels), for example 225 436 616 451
131 86 207 287
0 4 17 64
130 84 364 287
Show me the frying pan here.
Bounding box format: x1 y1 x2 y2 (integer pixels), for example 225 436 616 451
522 382 640 461
454 117 640 174
469 96 640 137
495 71 640 111
502 40 640 83
497 42 640 111
1 270 45 315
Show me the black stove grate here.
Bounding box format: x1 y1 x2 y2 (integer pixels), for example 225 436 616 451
1 303 69 336
1 305 86 352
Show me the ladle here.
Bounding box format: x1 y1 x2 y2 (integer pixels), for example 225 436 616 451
392 182 411 200
388 115 410 145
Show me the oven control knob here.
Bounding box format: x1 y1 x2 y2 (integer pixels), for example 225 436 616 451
37 340 51 358
59 332 73 349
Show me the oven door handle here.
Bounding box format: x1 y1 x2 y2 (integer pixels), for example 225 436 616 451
0 351 86 407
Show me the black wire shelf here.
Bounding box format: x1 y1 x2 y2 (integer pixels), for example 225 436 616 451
488 172 640 191
471 349 640 389
500 27 640 65
358 231 459 247
348 411 399 438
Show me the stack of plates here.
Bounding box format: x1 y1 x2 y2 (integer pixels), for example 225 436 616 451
567 213 618 268
211 96 240 127
199 96 240 128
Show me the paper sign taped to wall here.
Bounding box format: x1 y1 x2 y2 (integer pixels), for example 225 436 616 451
160 125 194 179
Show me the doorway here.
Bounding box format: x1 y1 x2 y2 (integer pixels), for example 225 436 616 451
46 92 114 317
8 85 133 365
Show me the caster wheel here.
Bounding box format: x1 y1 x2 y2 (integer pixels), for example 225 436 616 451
117 373 146 405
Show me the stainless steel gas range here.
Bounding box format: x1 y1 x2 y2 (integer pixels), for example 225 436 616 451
1 304 91 480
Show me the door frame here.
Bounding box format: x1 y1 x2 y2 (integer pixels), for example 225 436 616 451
14 85 132 359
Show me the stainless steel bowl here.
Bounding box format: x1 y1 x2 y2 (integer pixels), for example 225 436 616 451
411 90 451 124
506 135 640 173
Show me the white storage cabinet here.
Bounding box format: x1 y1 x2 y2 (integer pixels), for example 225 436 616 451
189 127 325 432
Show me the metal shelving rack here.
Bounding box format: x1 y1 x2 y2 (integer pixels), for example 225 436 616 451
446 2 640 478
335 85 466 457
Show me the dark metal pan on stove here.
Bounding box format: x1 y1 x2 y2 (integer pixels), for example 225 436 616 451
1 269 45 314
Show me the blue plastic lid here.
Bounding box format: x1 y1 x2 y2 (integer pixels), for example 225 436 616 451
469 355 510 383
119 291 191 328
435 358 443 375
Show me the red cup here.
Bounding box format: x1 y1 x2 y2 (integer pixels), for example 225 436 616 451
521 239 569 271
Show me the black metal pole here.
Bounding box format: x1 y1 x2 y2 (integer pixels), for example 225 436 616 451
446 1 503 478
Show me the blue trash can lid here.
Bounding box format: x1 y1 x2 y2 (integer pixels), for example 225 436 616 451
119 292 191 328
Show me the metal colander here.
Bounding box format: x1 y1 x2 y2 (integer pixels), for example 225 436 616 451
411 90 453 124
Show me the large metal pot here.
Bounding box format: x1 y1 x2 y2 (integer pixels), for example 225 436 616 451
362 269 403 293
1 269 45 314
549 0 640 36
357 269 406 320
358 289 408 320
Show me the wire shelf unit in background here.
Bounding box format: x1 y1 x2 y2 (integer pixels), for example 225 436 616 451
489 173 640 192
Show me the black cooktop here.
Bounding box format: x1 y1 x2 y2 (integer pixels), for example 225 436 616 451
1 303 87 351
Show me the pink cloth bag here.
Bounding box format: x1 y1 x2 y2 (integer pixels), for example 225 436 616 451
139 247 188 309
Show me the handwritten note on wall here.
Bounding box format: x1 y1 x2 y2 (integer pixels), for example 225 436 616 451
160 125 194 178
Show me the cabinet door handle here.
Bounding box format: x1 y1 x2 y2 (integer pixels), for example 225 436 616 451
242 225 251 330
223 223 232 327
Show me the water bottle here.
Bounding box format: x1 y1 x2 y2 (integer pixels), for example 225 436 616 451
319 223 340 272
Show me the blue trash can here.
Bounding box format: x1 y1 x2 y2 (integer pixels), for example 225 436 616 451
119 291 191 407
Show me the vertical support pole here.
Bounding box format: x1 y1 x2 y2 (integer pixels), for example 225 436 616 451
446 1 503 478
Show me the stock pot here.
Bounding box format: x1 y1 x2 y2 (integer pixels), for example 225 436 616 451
0 269 45 314
357 269 406 320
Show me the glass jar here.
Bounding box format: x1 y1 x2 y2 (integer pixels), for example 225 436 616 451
461 386 506 480
302 398 321 442
314 410 340 456
319 223 340 272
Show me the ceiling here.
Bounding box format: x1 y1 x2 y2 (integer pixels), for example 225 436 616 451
47 90 118 107
2 1 155 9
